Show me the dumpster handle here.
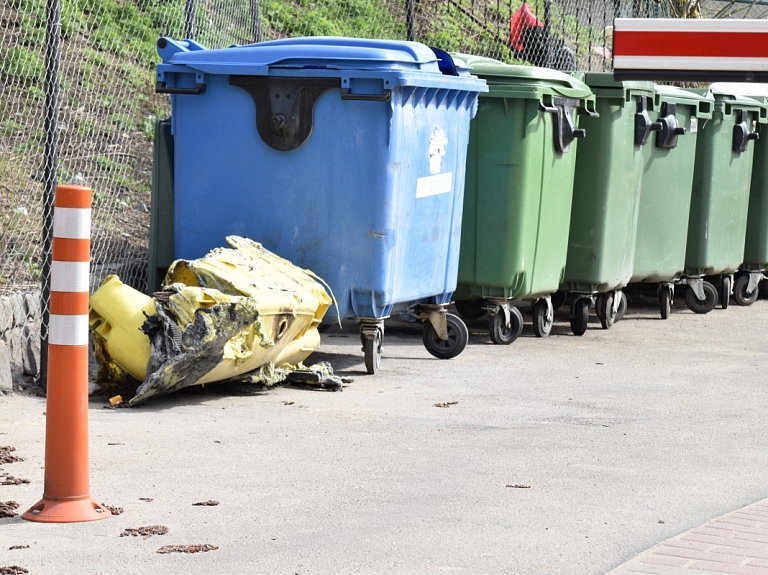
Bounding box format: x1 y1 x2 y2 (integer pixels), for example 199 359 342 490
656 102 687 149
340 89 391 102
539 99 586 153
578 107 599 118
733 109 759 153
635 96 663 146
155 81 206 95
539 102 558 114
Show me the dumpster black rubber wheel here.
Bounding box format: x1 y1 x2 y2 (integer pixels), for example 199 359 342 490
532 299 553 338
598 292 616 330
684 282 717 314
760 279 768 299
488 306 523 345
363 329 382 375
570 297 590 336
318 323 332 333
454 298 487 320
659 287 671 319
733 275 758 306
551 290 567 311
594 293 605 322
720 276 731 309
615 291 627 322
423 313 468 359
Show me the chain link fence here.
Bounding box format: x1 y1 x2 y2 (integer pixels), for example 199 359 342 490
0 0 764 385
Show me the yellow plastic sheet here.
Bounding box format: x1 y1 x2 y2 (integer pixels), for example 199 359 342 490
88 236 333 404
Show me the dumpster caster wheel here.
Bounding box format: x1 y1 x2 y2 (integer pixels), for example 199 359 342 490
551 290 567 311
733 275 757 306
318 323 332 333
720 276 731 309
488 306 523 345
598 292 617 330
363 329 383 375
423 313 468 359
760 279 768 299
570 298 590 336
532 299 553 338
659 287 672 319
615 291 627 322
685 281 717 314
454 299 486 320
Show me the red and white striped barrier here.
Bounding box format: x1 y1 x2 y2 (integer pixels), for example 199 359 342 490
23 185 110 523
613 18 768 82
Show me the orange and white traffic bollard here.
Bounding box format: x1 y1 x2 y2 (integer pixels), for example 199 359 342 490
23 185 111 523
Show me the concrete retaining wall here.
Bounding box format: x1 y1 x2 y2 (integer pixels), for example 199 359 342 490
0 290 42 393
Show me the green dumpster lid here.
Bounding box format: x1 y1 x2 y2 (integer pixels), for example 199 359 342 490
450 53 593 99
709 82 768 104
708 82 768 108
582 72 654 97
654 84 714 118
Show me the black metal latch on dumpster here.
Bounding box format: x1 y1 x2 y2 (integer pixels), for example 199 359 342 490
656 102 687 149
230 76 341 151
635 96 663 146
539 97 596 153
733 109 759 153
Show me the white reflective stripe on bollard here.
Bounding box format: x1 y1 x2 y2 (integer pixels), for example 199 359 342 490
49 314 90 346
53 207 92 239
50 261 90 293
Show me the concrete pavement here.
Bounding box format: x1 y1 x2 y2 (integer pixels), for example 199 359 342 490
1 296 767 574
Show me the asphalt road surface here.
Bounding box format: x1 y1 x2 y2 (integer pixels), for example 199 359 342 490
1 295 767 574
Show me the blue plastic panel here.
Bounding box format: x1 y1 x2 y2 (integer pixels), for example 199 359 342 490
162 37 486 322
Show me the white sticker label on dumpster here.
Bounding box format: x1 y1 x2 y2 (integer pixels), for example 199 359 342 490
690 117 698 134
416 172 453 198
429 126 448 174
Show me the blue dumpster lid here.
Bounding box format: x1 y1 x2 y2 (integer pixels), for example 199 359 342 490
158 36 447 75
449 53 593 100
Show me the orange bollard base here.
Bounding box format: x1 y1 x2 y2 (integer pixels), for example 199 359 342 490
22 495 111 523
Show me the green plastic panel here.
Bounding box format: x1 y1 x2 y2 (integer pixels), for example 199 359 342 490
744 121 768 271
147 119 175 294
561 78 649 294
454 58 594 301
631 87 714 283
685 89 764 277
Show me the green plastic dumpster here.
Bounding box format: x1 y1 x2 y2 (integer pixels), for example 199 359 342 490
450 54 596 344
726 84 768 306
560 73 655 335
628 86 714 319
682 83 765 313
148 118 174 294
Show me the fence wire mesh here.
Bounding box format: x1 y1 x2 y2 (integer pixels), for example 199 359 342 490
0 0 765 381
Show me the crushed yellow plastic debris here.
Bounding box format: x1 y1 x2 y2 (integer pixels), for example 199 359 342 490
109 395 123 406
89 275 156 381
88 236 336 405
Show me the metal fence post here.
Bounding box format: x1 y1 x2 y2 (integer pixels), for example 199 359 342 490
40 0 62 393
543 0 552 69
406 0 415 42
251 0 263 43
184 0 196 40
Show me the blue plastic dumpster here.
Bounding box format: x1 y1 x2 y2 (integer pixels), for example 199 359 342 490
156 37 487 373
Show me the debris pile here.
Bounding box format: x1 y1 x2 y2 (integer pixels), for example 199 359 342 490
89 236 347 405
